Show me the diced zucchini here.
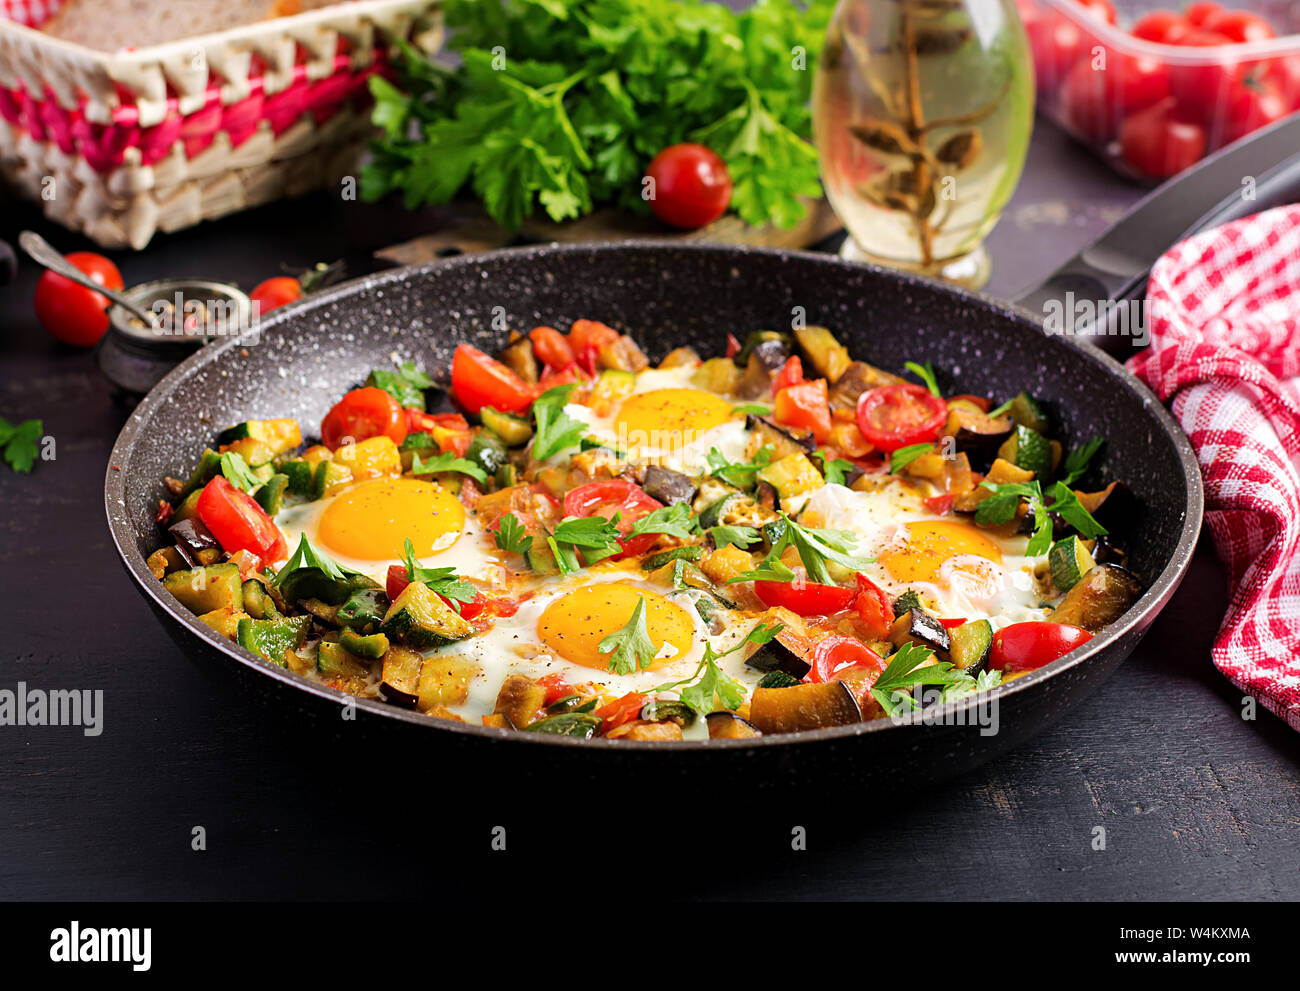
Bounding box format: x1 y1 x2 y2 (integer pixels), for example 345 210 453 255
793 325 851 383
758 670 801 689
236 615 311 665
640 699 697 727
700 492 744 529
197 606 247 639
526 538 560 575
949 619 992 674
691 357 742 395
317 640 370 679
335 588 389 632
756 452 825 505
217 419 303 455
147 546 186 580
241 579 281 620
481 407 533 447
279 459 316 497
179 450 222 497
254 473 289 516
163 563 243 614
1049 535 1096 592
416 655 479 710
466 430 508 475
587 369 635 413
339 627 389 660
997 425 1052 479
1008 392 1050 435
220 436 276 468
379 581 475 649
399 432 438 453
642 545 705 570
171 489 202 523
312 460 352 499
495 463 518 488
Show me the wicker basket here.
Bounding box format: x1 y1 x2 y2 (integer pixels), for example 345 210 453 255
0 0 443 249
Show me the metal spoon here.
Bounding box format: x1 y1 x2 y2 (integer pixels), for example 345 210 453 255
19 230 157 326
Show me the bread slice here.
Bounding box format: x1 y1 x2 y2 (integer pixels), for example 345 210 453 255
42 0 305 52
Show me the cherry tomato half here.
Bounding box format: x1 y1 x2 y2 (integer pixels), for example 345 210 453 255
34 251 124 348
320 386 408 450
855 383 947 453
852 573 895 639
645 143 733 230
195 476 287 561
1120 100 1208 178
563 478 664 559
809 635 888 684
451 343 536 415
249 276 303 314
990 622 1094 672
753 579 856 616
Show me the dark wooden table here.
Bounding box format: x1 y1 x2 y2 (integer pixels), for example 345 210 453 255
2 120 1298 901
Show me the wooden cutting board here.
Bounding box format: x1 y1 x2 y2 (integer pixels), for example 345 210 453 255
373 197 843 266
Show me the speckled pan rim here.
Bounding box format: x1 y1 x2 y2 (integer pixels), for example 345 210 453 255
105 241 1204 753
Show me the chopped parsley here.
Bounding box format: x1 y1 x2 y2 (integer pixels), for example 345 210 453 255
653 622 784 716
890 442 934 474
367 360 434 409
273 534 363 588
904 360 941 398
1059 437 1104 487
493 512 533 556
869 642 969 716
219 451 261 493
710 524 762 551
628 503 698 539
0 416 43 474
818 449 856 485
410 450 487 484
731 513 874 586
532 385 588 461
707 444 774 490
401 537 477 611
598 598 657 675
976 479 1107 556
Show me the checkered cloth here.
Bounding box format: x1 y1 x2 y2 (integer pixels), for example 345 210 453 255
1129 204 1300 733
1 0 60 29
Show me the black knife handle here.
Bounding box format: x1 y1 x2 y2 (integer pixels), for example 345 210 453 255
1013 113 1300 352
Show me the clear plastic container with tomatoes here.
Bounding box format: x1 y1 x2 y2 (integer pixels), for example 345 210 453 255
1018 0 1300 180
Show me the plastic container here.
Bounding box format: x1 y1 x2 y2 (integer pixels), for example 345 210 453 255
1017 0 1300 180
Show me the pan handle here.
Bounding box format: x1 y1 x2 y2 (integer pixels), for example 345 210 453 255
1011 113 1300 353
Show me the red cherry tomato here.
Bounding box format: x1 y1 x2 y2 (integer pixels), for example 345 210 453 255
1184 2 1223 27
569 319 621 354
1266 53 1300 111
754 579 856 616
1120 100 1208 178
809 635 888 684
33 251 124 348
478 483 562 537
451 343 536 415
852 574 895 639
528 325 575 370
1027 11 1085 93
1071 0 1116 24
990 622 1094 672
595 692 649 734
1131 10 1190 44
195 476 287 561
922 493 955 516
563 478 664 559
406 409 470 457
1168 31 1241 123
1063 53 1171 141
249 276 303 314
320 386 407 450
855 383 947 453
1203 10 1275 44
645 143 733 230
1220 75 1288 146
773 378 832 443
384 564 485 619
536 673 577 706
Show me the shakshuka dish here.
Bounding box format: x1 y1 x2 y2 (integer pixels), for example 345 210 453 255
147 321 1141 741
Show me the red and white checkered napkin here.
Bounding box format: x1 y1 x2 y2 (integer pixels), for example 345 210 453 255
1 0 61 29
1128 204 1300 732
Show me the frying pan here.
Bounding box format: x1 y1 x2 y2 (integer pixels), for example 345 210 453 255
103 117 1300 790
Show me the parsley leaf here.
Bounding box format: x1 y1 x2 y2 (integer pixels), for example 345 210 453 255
869 642 968 716
410 450 488 484
652 622 783 715
707 444 773 490
0 417 43 474
890 442 934 474
402 537 477 610
273 534 363 587
730 513 873 586
710 524 761 550
904 360 941 398
367 360 435 410
598 598 658 675
975 480 1106 556
940 668 1003 704
532 385 588 461
549 513 625 568
220 451 261 493
1046 481 1108 539
1059 437 1104 487
628 503 698 539
493 512 533 555
818 449 856 485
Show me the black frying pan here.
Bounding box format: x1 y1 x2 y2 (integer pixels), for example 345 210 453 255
103 116 1300 790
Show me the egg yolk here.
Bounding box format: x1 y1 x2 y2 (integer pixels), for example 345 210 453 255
317 477 464 561
879 520 1003 584
538 583 696 671
614 388 734 453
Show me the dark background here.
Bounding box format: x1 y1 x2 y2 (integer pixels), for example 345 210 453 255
2 119 1298 901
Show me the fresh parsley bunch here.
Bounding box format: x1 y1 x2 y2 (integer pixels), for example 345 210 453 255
361 0 836 230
